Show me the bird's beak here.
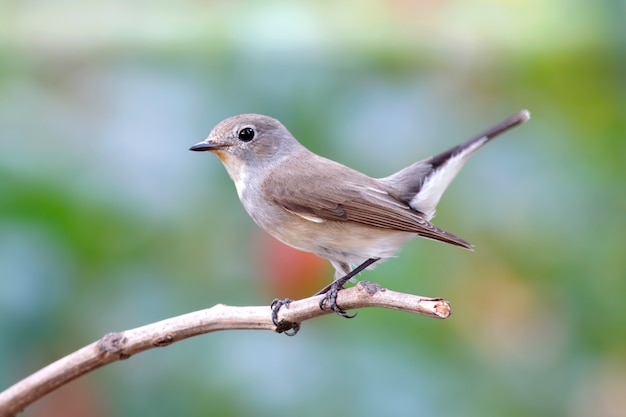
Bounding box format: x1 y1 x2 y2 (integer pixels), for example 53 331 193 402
189 141 231 152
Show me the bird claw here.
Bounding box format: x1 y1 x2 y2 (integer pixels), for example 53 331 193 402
318 282 357 319
270 298 301 336
270 298 291 326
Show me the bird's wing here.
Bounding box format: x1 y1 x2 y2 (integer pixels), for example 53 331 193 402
263 160 472 249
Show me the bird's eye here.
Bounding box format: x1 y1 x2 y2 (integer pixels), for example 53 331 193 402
238 127 255 142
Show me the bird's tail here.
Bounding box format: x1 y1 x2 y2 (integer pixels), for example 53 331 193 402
380 110 530 220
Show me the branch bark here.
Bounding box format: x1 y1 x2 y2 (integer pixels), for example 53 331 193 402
0 281 450 417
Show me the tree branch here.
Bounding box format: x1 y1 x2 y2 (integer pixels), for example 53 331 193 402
0 281 450 417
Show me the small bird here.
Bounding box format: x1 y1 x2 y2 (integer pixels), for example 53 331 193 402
190 110 530 327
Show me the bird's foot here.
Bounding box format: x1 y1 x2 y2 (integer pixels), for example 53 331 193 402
316 257 381 318
270 298 301 336
319 281 357 319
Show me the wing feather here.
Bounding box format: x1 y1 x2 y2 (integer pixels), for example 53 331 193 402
263 162 472 249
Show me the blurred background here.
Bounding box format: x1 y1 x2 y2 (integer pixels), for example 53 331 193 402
1 0 625 416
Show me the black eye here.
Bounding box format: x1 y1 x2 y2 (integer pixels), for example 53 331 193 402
238 127 255 142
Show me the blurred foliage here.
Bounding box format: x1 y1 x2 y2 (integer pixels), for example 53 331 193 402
1 1 625 416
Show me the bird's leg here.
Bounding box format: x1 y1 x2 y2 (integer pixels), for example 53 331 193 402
270 257 380 334
318 258 380 318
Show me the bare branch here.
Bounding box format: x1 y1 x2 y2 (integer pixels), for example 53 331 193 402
0 282 450 417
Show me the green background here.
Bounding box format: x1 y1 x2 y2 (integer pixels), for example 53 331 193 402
1 1 624 416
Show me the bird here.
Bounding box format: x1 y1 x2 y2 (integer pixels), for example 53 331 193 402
190 110 530 330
